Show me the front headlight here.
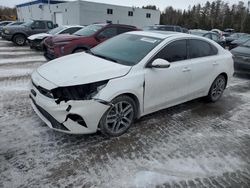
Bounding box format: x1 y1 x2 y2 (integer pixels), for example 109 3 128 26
51 80 109 104
4 29 9 34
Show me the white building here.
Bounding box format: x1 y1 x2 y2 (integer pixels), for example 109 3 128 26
16 0 160 28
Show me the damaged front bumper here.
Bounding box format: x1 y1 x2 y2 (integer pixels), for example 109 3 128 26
30 82 110 134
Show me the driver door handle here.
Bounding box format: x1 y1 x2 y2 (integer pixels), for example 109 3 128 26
182 67 191 72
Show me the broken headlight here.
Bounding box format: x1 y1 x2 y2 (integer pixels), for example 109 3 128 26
51 80 108 104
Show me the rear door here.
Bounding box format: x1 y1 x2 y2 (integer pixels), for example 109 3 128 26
187 39 219 96
144 39 192 113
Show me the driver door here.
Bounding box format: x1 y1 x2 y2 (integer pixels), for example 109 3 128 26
144 39 192 114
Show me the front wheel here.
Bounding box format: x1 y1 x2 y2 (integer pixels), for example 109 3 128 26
99 95 137 137
13 34 26 46
207 75 226 102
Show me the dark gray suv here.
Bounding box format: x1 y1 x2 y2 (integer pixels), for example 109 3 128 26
2 20 55 46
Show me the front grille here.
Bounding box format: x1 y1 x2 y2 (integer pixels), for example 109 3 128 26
30 96 69 131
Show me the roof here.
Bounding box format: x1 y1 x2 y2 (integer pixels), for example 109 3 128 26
16 0 66 8
128 31 184 39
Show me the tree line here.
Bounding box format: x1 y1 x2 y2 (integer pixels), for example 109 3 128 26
144 0 250 33
0 6 17 21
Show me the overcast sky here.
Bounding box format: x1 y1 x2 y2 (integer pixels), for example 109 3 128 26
0 0 249 10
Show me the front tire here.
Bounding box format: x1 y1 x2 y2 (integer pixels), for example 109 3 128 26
13 34 26 46
99 95 137 137
207 75 226 102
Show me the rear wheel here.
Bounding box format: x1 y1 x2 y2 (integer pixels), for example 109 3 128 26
99 95 137 137
207 75 226 102
13 34 26 46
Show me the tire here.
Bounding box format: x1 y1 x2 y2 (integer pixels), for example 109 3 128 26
13 34 26 46
206 75 226 102
99 95 137 137
73 48 86 53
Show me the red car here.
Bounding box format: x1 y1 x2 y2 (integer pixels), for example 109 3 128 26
43 23 138 60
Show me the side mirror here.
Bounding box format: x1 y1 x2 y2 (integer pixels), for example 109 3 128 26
149 58 170 68
31 25 35 29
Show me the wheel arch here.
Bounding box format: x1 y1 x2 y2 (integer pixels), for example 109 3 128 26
12 32 27 41
111 92 141 119
72 45 90 53
218 72 228 88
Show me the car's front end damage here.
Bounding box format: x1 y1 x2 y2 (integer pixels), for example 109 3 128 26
30 70 110 134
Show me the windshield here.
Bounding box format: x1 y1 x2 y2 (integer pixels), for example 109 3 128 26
22 20 34 27
90 34 162 66
74 24 103 36
241 40 250 47
47 26 65 34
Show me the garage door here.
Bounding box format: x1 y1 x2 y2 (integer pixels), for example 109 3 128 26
54 12 63 26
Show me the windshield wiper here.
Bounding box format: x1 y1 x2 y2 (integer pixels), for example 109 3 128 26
87 50 118 63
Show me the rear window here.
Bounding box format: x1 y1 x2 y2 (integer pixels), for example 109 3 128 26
188 39 218 59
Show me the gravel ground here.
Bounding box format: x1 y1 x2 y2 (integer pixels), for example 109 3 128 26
0 39 250 188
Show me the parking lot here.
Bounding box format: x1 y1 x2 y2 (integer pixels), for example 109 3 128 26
0 38 250 188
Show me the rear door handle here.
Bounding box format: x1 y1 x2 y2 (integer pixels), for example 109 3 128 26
213 62 219 66
182 67 191 72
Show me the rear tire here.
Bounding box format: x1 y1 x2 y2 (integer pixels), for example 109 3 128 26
99 95 137 137
13 34 26 46
206 75 226 102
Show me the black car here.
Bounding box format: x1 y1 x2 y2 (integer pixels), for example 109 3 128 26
143 25 184 33
231 39 250 74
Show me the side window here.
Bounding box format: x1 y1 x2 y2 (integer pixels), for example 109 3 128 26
98 27 117 38
60 27 81 34
47 22 54 29
33 21 46 29
154 40 187 62
188 39 218 59
117 27 134 34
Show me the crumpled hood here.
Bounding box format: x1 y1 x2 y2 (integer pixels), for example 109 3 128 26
28 33 51 40
37 52 131 87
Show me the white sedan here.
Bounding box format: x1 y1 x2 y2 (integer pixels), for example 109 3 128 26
28 25 83 49
30 31 234 136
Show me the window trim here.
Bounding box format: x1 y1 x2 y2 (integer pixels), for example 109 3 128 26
146 13 151 18
145 37 219 68
128 11 133 17
187 38 218 59
107 8 113 15
146 39 188 68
